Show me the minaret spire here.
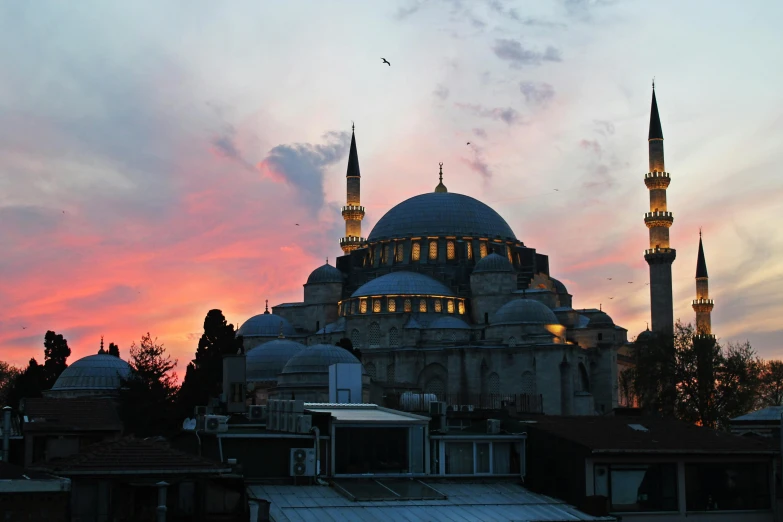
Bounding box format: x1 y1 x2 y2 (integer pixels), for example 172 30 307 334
434 162 448 193
264 299 269 314
340 124 365 254
693 231 714 336
643 84 676 335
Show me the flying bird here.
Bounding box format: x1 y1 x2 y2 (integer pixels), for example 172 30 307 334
295 223 300 226
22 326 27 330
381 58 391 66
609 297 614 300
607 278 612 280
554 189 559 192
466 142 471 145
628 281 633 284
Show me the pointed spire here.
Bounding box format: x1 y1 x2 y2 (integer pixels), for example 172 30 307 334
696 231 708 278
98 336 105 354
346 124 361 178
264 299 270 314
649 83 663 140
434 162 448 193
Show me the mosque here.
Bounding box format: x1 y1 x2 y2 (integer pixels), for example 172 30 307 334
46 88 715 416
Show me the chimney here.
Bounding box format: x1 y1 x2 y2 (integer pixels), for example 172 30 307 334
2 406 11 463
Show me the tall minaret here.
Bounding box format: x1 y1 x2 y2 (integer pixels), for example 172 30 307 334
643 84 676 335
340 124 365 254
692 231 714 336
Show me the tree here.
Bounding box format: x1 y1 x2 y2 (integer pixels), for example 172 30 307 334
177 310 243 418
118 333 179 437
336 337 361 361
760 360 783 407
716 341 762 423
108 343 120 357
42 330 71 388
0 361 21 406
4 359 46 409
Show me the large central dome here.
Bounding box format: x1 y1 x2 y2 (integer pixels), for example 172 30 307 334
367 192 517 242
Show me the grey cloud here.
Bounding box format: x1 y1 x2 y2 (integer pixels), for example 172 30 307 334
433 84 450 101
462 152 492 180
455 103 522 125
209 124 256 171
395 0 431 19
520 82 555 108
259 131 351 214
564 0 617 20
472 128 487 138
593 120 615 136
492 39 562 68
486 0 566 28
580 139 602 156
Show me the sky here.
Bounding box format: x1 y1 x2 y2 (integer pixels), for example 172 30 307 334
1 0 782 373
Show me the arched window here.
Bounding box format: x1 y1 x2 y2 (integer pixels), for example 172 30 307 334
369 322 381 347
359 299 368 314
449 331 457 342
429 240 438 260
521 371 537 396
466 241 473 260
365 362 377 380
373 299 381 313
507 248 514 265
384 244 392 264
419 299 427 313
508 336 517 347
386 363 395 383
411 242 421 261
389 327 400 347
479 242 488 259
578 363 590 392
488 373 500 396
387 298 396 312
425 377 445 399
395 243 404 262
350 329 361 347
458 301 466 314
404 299 412 312
447 241 455 260
434 299 442 313
447 300 455 314
350 301 356 314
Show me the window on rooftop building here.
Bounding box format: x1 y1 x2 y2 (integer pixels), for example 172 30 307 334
434 299 442 313
429 240 438 260
411 242 421 261
350 328 361 347
388 298 396 312
419 299 427 313
373 299 381 313
447 241 455 260
458 301 466 314
359 299 368 314
368 322 381 347
466 241 473 260
435 440 520 476
479 242 488 259
395 243 404 262
447 300 455 314
507 249 514 265
594 463 678 512
350 301 356 315
389 327 400 347
685 463 770 512
404 299 412 312
385 244 392 264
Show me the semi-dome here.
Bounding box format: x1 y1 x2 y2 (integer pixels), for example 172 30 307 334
246 339 305 382
281 344 363 375
473 253 513 274
367 192 517 242
550 277 568 295
492 299 559 326
636 329 653 343
237 312 295 338
429 316 471 330
351 271 455 298
306 263 343 285
588 311 614 328
50 354 132 393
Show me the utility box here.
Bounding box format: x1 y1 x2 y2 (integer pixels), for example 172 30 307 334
328 363 362 404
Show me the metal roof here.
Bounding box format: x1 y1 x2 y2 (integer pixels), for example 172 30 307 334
473 253 513 273
238 313 296 338
307 263 343 285
304 404 429 425
247 482 615 521
50 354 131 392
246 339 305 382
492 299 559 326
367 192 517 242
281 345 363 375
351 271 455 298
732 406 783 422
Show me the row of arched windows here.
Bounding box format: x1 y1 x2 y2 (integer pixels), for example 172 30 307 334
351 325 401 348
341 297 466 317
371 238 499 264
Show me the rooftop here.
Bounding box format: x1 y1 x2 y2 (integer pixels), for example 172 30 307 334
50 353 131 392
732 406 783 423
304 403 429 425
351 271 455 298
21 398 122 432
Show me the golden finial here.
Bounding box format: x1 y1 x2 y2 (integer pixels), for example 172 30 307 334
434 162 448 193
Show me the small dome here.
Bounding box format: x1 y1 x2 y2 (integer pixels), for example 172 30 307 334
589 311 614 328
473 253 513 274
281 344 362 375
51 354 132 393
306 263 343 285
246 339 305 382
636 329 653 343
550 277 568 295
492 299 559 326
316 317 346 334
237 313 295 338
351 271 455 298
429 316 471 329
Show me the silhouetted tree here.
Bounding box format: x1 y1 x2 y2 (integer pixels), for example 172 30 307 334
118 333 179 437
336 337 361 361
0 361 21 406
42 330 71 388
177 310 243 418
4 359 45 409
108 343 120 357
760 360 783 406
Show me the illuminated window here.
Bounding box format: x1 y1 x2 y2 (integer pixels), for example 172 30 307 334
389 327 400 347
458 301 466 314
396 243 404 262
370 246 375 264
447 300 455 313
467 241 473 260
434 299 442 313
388 298 397 312
447 241 455 260
360 299 367 314
386 363 395 383
404 299 412 312
429 240 438 260
507 249 513 265
350 301 356 314
369 322 381 347
419 299 428 312
385 244 392 264
479 242 488 258
373 299 381 313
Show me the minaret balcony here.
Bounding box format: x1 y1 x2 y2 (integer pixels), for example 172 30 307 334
644 211 673 228
644 247 676 264
341 205 365 220
644 171 670 189
692 299 714 313
340 236 366 246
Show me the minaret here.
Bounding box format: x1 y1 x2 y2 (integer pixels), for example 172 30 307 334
692 231 714 336
434 162 447 193
643 83 676 335
340 124 365 254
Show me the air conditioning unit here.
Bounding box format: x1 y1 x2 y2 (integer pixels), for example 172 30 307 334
268 400 279 413
460 405 475 412
290 448 316 477
429 401 446 416
297 414 313 434
291 400 305 413
487 419 501 434
287 413 298 433
203 415 228 433
248 405 267 422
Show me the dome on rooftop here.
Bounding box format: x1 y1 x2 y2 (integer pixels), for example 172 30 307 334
50 354 131 394
351 271 455 298
429 316 471 330
281 344 363 375
237 312 295 338
246 339 305 382
492 299 559 326
367 192 517 242
550 277 568 295
588 311 614 328
306 263 343 285
473 253 513 274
